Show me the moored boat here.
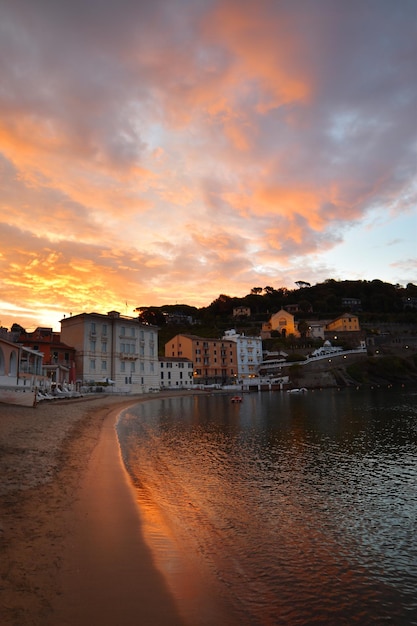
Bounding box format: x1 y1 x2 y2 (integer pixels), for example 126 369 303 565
0 386 37 407
231 395 243 403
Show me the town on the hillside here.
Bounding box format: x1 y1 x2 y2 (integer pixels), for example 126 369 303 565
1 280 416 404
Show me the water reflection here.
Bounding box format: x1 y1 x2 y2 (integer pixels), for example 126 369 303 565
117 388 417 625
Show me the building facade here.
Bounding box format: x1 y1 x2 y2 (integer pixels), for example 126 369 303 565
261 309 299 339
60 311 159 392
15 326 76 385
222 329 262 380
325 313 360 334
0 337 46 389
159 357 194 388
165 334 238 385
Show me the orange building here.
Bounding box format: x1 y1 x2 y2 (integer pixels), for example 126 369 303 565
165 334 238 385
326 313 360 333
15 326 76 384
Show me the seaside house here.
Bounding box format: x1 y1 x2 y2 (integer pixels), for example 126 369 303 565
165 334 238 386
14 326 76 386
222 329 263 381
60 311 159 393
159 356 194 389
0 336 47 389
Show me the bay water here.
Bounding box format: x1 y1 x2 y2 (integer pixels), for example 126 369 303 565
116 388 417 625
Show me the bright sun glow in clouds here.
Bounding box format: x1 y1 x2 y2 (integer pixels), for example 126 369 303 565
0 0 416 330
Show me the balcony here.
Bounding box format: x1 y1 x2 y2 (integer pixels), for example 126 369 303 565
119 352 138 361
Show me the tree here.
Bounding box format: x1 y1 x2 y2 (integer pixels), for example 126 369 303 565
295 281 311 289
251 287 263 295
135 307 166 326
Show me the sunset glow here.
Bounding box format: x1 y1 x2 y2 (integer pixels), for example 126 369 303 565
0 0 416 331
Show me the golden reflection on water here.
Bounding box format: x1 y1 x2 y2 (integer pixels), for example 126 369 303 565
134 485 235 626
118 390 417 625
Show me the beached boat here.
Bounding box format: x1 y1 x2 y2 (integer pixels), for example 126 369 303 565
0 386 37 407
231 395 243 403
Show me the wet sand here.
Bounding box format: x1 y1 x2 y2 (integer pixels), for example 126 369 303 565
0 393 189 626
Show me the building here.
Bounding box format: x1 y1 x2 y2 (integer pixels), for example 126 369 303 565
261 309 299 339
15 326 76 385
222 330 262 381
232 306 251 318
159 356 194 388
324 313 363 347
0 336 47 389
341 297 362 312
306 320 327 340
60 311 159 392
325 313 360 334
165 334 238 385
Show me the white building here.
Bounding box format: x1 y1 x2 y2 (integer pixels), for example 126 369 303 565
222 329 263 381
60 311 159 393
159 357 194 388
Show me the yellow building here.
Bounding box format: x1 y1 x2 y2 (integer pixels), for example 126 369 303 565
326 313 360 333
261 309 299 339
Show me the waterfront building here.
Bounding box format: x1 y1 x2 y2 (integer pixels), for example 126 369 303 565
0 336 46 388
165 334 238 385
159 356 194 388
222 329 263 381
14 326 76 385
60 311 159 392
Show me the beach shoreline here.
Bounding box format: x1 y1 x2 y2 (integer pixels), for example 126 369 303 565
0 392 196 626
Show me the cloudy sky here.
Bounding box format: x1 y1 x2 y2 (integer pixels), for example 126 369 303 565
1 0 416 331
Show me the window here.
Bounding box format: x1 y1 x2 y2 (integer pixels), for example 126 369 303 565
102 324 107 336
101 361 107 370
131 328 135 337
102 342 107 353
90 359 96 370
91 322 96 333
121 362 126 372
90 340 96 351
130 362 135 373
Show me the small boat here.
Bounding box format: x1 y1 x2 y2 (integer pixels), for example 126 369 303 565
0 386 37 407
230 395 243 403
287 387 308 394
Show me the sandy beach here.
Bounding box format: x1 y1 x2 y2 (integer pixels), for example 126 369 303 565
0 393 186 626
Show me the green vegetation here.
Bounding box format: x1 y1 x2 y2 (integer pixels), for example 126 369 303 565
347 356 417 384
133 279 417 356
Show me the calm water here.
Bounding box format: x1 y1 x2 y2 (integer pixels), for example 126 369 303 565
116 388 417 626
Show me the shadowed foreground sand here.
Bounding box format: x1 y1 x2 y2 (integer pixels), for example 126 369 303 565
0 393 187 626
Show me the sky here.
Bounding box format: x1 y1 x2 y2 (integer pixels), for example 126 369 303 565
0 0 416 331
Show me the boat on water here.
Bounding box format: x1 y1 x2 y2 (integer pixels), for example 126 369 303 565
231 395 243 403
0 386 37 407
287 387 308 394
